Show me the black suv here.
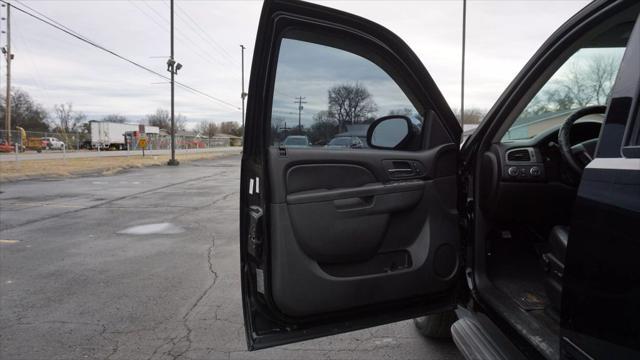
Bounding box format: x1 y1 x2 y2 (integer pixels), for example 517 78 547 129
240 1 640 359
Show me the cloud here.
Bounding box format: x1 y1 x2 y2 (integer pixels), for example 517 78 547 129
6 0 588 129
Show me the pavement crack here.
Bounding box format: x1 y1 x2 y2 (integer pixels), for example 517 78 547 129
162 234 219 360
98 324 120 360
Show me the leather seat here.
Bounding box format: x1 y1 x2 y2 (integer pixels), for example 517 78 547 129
542 226 569 315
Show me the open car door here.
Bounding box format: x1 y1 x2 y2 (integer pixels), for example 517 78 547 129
241 0 463 350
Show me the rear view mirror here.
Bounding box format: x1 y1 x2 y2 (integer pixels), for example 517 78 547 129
367 115 411 149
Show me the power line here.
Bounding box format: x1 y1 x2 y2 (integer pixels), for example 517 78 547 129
172 0 237 67
15 0 86 40
127 0 170 33
3 0 240 111
137 0 227 68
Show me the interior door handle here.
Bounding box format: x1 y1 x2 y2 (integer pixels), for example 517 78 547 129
387 168 416 176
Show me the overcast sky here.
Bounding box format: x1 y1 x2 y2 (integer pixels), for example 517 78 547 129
5 0 590 129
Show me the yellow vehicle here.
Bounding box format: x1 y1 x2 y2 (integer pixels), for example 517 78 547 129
16 126 43 153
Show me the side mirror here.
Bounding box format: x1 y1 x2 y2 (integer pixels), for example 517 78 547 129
366 115 411 149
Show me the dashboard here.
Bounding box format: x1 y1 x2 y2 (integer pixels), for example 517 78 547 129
496 121 602 184
478 121 602 227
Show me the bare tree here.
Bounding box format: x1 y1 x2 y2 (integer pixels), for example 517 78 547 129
328 82 378 131
219 121 241 136
308 110 338 145
54 102 85 132
387 108 414 117
54 103 72 131
0 89 49 131
453 108 486 125
587 54 618 104
102 114 128 123
146 109 170 129
522 54 620 119
560 61 596 108
146 109 186 132
198 121 218 138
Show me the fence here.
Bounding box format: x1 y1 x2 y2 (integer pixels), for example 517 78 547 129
0 129 232 152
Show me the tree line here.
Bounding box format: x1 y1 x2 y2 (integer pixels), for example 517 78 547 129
520 54 618 120
0 88 243 137
273 82 487 145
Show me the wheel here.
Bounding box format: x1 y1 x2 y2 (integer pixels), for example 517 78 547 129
413 310 457 339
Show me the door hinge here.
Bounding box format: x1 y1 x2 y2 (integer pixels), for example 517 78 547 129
247 206 264 258
278 144 287 157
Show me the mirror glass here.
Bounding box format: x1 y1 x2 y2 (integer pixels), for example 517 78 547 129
370 117 408 148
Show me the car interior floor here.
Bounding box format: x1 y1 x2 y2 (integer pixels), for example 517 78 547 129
486 226 560 335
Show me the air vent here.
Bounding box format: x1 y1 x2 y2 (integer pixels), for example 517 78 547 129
507 149 532 162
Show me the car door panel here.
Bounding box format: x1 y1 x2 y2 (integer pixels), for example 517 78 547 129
241 0 461 350
267 145 459 318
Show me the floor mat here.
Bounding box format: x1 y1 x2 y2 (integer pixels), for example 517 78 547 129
488 229 549 311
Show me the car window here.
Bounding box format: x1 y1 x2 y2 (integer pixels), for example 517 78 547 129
504 47 625 141
270 38 421 148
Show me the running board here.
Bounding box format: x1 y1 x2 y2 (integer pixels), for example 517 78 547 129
451 313 526 360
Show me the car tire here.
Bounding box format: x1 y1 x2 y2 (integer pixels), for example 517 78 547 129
413 310 457 339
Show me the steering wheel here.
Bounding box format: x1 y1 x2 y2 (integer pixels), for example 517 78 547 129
558 105 606 175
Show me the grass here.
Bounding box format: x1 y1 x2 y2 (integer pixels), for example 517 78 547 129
0 148 241 182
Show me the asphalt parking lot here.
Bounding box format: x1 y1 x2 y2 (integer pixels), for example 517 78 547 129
0 155 462 360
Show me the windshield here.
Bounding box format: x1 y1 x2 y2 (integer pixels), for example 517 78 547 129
504 47 625 141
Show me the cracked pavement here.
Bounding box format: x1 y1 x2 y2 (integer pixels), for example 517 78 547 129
0 155 463 360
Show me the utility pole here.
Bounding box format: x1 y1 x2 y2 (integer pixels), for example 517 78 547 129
167 0 180 166
240 45 247 133
294 96 306 133
3 3 11 143
460 0 467 128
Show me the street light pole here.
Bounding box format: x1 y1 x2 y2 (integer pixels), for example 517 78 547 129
167 0 179 166
4 3 11 144
240 45 246 133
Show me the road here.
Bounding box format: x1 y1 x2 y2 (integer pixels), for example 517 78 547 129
0 156 462 360
0 147 239 162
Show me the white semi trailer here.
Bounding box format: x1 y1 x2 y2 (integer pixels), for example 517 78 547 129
90 121 160 150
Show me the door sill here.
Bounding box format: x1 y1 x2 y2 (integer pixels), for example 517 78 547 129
452 309 526 360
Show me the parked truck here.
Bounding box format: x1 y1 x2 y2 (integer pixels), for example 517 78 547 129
16 126 44 152
90 121 159 150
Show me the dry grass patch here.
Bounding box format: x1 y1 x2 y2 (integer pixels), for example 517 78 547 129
0 150 240 182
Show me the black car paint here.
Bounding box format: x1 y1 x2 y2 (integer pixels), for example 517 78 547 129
241 0 640 358
560 15 640 359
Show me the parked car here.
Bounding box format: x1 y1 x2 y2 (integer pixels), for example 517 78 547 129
239 1 640 359
324 135 365 149
42 137 65 150
281 135 310 147
0 138 14 152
